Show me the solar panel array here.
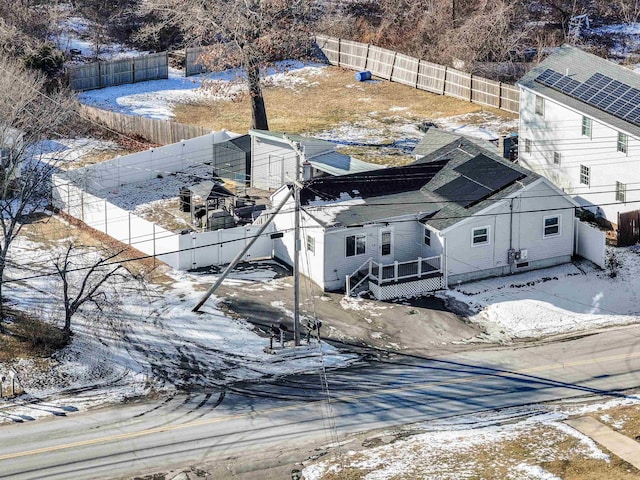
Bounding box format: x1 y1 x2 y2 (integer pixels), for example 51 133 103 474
536 68 640 126
434 154 525 208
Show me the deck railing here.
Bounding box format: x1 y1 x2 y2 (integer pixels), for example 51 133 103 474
346 255 443 296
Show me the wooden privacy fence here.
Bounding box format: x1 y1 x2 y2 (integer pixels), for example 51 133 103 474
618 209 640 246
80 104 212 145
67 52 169 91
315 35 520 114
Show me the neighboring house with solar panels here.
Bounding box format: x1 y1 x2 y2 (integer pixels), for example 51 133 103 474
517 44 640 222
270 136 591 300
249 129 385 190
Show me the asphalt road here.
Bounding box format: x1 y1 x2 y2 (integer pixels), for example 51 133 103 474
2 326 640 479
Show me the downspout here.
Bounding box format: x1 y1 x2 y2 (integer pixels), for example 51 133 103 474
509 197 514 274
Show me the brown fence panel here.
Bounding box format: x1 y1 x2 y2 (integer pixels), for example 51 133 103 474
186 46 210 76
500 84 520 113
101 58 134 88
444 68 471 101
338 39 368 70
416 61 446 94
366 46 395 80
79 104 210 145
618 210 640 246
471 76 501 108
390 53 419 87
68 63 101 91
134 52 168 82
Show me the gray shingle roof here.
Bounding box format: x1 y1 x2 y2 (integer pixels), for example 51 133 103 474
517 44 640 138
300 137 538 230
413 127 499 158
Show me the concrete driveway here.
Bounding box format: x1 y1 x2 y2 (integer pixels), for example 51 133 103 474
215 262 481 356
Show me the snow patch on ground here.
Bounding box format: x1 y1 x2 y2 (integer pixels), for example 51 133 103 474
440 248 640 340
78 61 328 120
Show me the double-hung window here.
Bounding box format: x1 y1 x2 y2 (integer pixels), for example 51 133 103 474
524 138 531 154
535 95 544 116
579 164 590 186
581 116 592 138
616 181 627 203
553 152 561 165
618 132 628 154
424 227 431 246
543 215 560 238
306 235 315 254
381 231 392 256
472 226 490 246
346 234 366 257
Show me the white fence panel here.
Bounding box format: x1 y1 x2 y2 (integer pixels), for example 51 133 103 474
339 39 368 70
390 53 419 87
366 46 395 80
574 219 606 268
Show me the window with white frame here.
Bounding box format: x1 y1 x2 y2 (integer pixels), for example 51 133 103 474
424 227 431 246
543 215 560 238
346 234 366 257
535 95 544 116
617 132 628 154
579 164 590 186
306 234 315 254
472 226 490 246
581 116 592 138
616 181 627 202
381 231 392 256
524 138 531 154
553 151 561 165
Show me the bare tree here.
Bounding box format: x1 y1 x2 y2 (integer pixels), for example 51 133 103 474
53 243 132 338
0 55 77 332
137 0 319 130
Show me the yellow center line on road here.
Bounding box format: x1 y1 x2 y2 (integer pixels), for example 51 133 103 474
3 349 640 461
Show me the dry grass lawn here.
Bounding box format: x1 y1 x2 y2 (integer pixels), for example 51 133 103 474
173 66 516 136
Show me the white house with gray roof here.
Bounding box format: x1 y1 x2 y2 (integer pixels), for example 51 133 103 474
270 136 593 300
517 44 640 222
249 129 384 190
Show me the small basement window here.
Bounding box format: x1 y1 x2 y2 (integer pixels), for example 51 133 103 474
516 262 530 268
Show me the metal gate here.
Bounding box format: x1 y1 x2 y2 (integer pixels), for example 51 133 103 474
618 210 640 246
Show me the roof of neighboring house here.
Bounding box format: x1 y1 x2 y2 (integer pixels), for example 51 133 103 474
249 129 335 150
300 137 541 230
308 151 386 176
517 44 640 138
413 127 499 158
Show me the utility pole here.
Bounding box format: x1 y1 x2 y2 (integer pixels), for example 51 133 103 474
281 135 303 346
293 148 301 346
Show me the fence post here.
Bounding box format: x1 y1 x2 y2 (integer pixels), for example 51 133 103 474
153 223 156 268
365 43 370 70
338 38 342 67
415 60 421 89
389 52 398 80
469 74 473 102
442 66 447 95
498 82 503 110
394 260 399 281
378 262 382 282
346 275 351 297
417 256 422 277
